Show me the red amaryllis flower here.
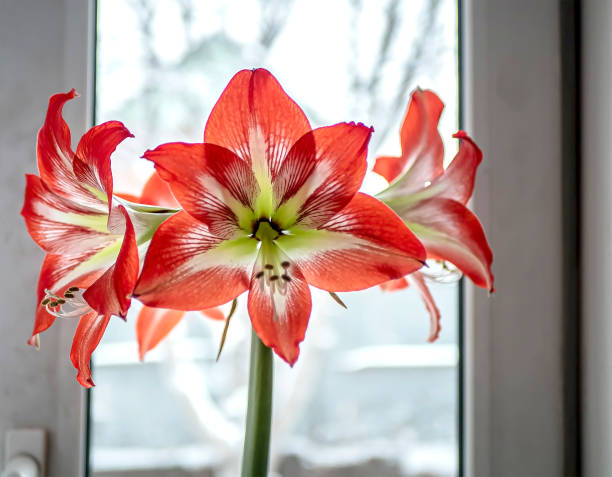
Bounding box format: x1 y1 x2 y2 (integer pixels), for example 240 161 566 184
374 89 494 341
21 90 143 387
134 68 426 364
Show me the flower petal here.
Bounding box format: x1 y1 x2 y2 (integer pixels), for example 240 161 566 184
136 306 185 361
278 193 426 291
21 174 114 254
274 122 373 229
424 131 483 205
204 68 310 177
69 311 110 387
380 277 409 291
202 307 225 321
134 211 255 309
139 170 180 208
144 142 257 238
36 91 77 192
203 69 311 219
114 192 141 202
29 253 104 344
73 120 133 215
374 89 444 193
247 255 311 365
407 272 442 342
401 197 494 291
204 68 311 178
83 206 139 318
36 91 107 211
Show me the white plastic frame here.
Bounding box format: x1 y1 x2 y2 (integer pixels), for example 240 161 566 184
462 1 565 476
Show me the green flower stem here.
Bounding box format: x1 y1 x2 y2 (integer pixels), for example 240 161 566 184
241 328 274 477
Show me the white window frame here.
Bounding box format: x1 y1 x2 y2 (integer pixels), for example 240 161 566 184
582 1 612 476
462 0 582 476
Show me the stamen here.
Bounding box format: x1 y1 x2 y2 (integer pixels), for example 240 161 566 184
41 287 93 319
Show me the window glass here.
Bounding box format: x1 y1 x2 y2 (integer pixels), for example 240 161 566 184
91 1 459 476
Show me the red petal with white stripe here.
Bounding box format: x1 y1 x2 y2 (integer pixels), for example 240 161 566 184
424 131 483 205
69 311 110 387
21 174 114 255
373 89 444 192
402 197 494 291
247 260 311 365
134 211 255 310
204 69 311 176
29 253 104 344
275 122 373 229
144 142 257 238
73 120 133 214
279 193 426 292
83 206 139 318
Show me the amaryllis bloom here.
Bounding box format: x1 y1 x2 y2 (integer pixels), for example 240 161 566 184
21 91 169 386
374 89 494 341
134 68 426 364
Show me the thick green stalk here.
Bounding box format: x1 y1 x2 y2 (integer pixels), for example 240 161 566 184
241 329 273 477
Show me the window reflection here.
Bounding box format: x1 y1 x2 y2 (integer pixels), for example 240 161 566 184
92 1 459 476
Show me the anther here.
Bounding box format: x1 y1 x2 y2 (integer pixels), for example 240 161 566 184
64 292 74 298
281 261 290 268
68 286 79 292
41 298 50 306
57 299 66 305
264 264 274 270
270 275 279 281
49 301 58 307
255 271 265 279
281 275 291 282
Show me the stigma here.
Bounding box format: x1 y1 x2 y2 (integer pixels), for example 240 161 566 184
41 286 93 319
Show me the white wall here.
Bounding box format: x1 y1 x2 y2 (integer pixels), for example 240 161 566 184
0 1 92 476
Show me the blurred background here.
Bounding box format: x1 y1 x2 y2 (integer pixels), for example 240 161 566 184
90 1 460 476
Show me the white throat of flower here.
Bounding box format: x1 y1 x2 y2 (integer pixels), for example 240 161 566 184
251 219 295 321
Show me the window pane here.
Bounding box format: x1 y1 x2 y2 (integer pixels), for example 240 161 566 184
91 1 459 476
